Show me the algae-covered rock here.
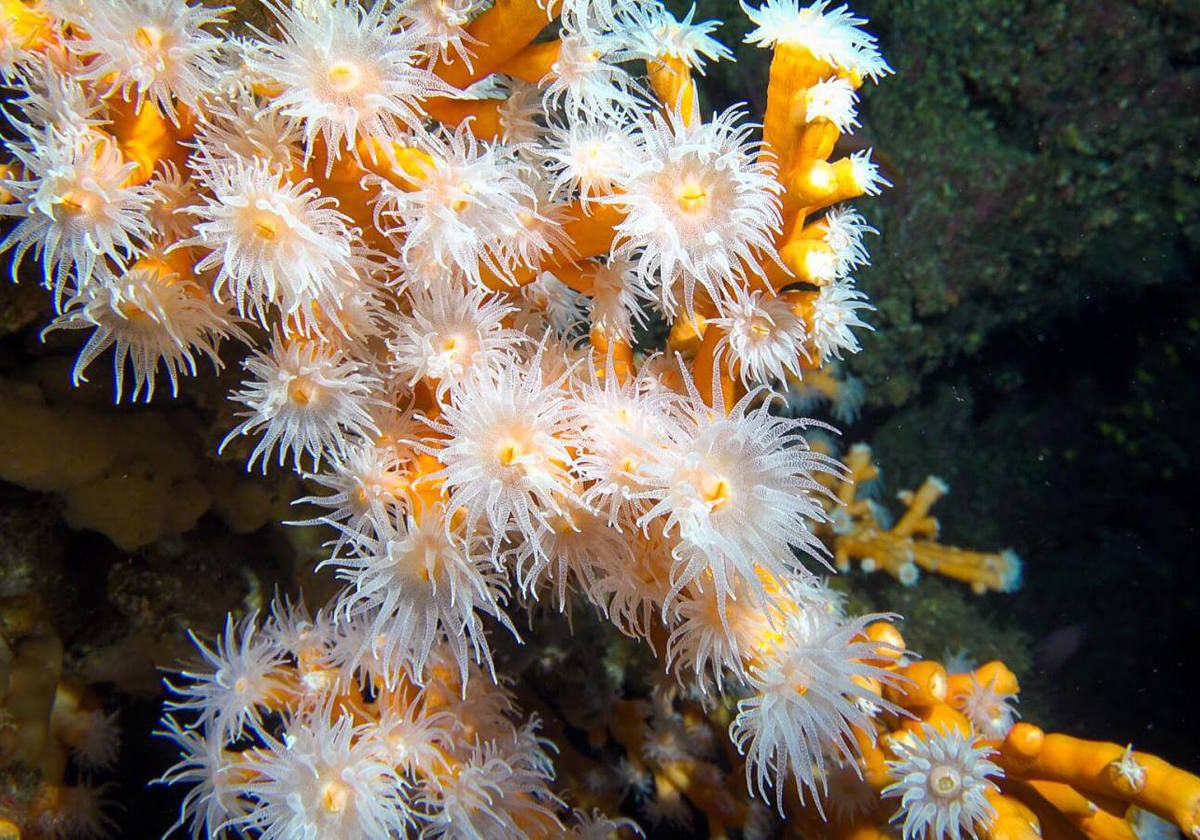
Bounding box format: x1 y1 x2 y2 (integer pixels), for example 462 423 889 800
0 378 211 550
848 0 1200 407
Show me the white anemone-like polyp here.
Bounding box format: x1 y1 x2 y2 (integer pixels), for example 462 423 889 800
573 362 679 529
291 439 416 551
952 674 1021 741
327 505 514 684
544 116 639 204
46 261 241 401
421 351 582 557
400 0 484 66
637 381 841 609
733 608 903 810
389 282 528 399
821 204 878 276
248 0 454 165
666 578 777 692
809 277 875 361
186 156 356 328
222 336 383 472
235 714 412 839
608 105 782 316
850 148 892 195
543 20 643 116
742 0 893 81
882 723 1003 840
193 90 305 173
587 255 652 343
0 127 154 308
806 77 861 132
419 732 564 838
163 612 292 743
624 4 733 72
60 0 229 123
156 714 248 839
710 288 811 387
3 58 107 138
374 126 540 288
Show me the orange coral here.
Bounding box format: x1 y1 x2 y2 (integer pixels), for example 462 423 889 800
829 444 1023 594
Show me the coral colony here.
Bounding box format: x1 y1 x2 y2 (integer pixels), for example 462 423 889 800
1 0 1198 838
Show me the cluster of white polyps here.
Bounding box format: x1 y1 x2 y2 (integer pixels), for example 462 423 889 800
0 0 926 835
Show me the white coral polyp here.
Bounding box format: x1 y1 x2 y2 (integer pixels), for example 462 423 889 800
608 106 782 316
882 724 1003 840
61 0 229 122
624 4 733 72
376 127 543 287
953 675 1020 741
423 353 581 558
710 288 811 387
400 0 484 66
733 608 901 809
637 383 841 607
222 337 382 472
544 117 638 204
810 277 875 361
236 716 412 839
327 505 513 684
573 364 679 529
47 261 241 401
163 612 293 743
388 282 528 399
666 579 777 692
293 439 416 547
743 0 893 81
4 58 107 138
543 23 642 116
248 0 453 164
587 255 651 343
186 156 356 328
806 77 860 132
1 127 154 307
420 734 563 839
821 204 877 275
193 91 305 173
